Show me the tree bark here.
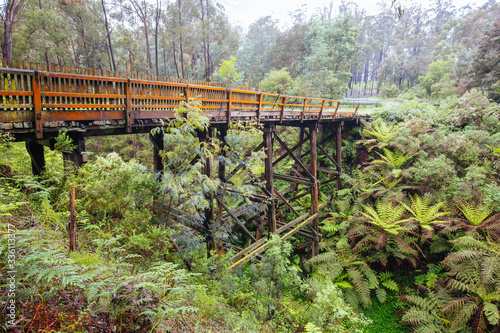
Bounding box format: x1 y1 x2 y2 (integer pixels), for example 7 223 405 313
2 0 27 65
101 0 116 71
154 0 161 77
178 0 185 78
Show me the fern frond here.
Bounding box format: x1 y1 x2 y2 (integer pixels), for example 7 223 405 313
457 201 494 227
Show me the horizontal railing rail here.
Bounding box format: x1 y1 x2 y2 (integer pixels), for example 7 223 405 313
0 67 356 139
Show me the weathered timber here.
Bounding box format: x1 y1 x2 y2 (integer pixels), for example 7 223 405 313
336 122 343 190
273 173 314 186
274 133 316 180
25 140 45 176
263 123 276 234
218 199 257 242
292 163 340 175
310 123 319 256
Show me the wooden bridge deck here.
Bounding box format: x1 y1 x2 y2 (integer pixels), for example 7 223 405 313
0 67 357 141
0 64 365 268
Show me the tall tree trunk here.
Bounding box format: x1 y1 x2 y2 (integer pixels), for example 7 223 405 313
2 0 26 65
200 0 208 81
154 0 161 77
101 0 116 71
172 41 180 78
81 17 92 68
178 0 185 78
144 18 153 74
206 0 211 80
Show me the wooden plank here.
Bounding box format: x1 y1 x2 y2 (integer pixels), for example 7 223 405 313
310 123 319 256
273 173 314 186
274 133 316 180
317 143 341 170
279 96 287 123
274 188 300 217
32 72 42 139
257 93 263 124
272 132 310 167
218 199 257 242
126 78 132 133
264 124 276 233
300 98 307 122
227 89 232 127
318 99 326 122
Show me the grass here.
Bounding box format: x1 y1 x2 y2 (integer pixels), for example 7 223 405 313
363 295 409 333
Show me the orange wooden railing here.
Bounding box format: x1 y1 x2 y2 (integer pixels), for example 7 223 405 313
0 65 351 139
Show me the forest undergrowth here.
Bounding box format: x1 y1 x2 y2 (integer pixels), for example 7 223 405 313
1 90 499 332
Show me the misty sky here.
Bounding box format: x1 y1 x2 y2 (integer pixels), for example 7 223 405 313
219 0 490 29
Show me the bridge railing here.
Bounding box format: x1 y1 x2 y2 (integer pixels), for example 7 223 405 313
0 67 347 139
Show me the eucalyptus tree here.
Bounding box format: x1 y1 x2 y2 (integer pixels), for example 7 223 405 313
237 16 279 87
300 15 359 99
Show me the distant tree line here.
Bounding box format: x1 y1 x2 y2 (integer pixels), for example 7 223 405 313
1 0 499 100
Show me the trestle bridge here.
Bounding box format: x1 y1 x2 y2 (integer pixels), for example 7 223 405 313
0 63 366 268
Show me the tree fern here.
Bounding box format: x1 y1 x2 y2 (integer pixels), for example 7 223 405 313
457 202 495 227
400 287 454 333
402 195 449 232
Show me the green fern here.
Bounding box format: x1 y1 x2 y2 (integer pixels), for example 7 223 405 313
309 246 379 309
402 195 449 231
360 201 409 235
457 201 494 227
373 148 415 169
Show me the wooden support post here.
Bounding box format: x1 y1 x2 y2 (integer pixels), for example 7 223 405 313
125 78 132 133
199 129 215 256
32 71 43 139
263 123 276 234
310 123 319 256
227 89 232 127
292 127 304 194
217 126 228 224
150 131 164 173
336 122 343 191
25 140 46 176
63 133 87 169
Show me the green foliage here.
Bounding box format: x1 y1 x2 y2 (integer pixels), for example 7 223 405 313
305 279 372 333
309 245 380 309
260 68 294 94
53 131 77 154
214 56 241 85
402 195 449 232
348 201 420 267
400 287 457 333
361 118 400 151
415 264 446 288
363 295 407 333
419 59 452 97
381 84 400 98
441 237 500 331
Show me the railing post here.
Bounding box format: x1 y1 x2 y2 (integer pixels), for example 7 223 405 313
126 78 132 133
279 95 287 123
300 98 307 123
184 84 190 104
32 71 43 139
227 89 232 127
257 92 263 124
318 99 326 122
